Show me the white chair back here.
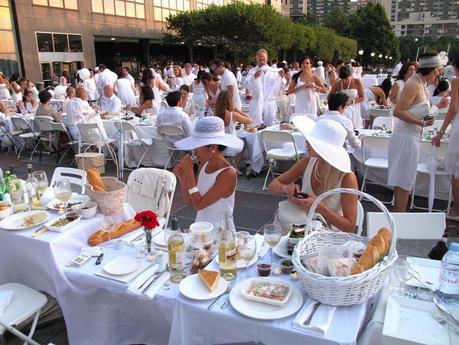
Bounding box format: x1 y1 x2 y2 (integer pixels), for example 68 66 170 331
261 130 302 160
366 212 445 240
126 168 177 226
157 124 186 149
418 140 448 168
77 122 105 145
50 167 87 194
361 135 390 163
361 77 378 88
372 117 393 130
34 116 54 132
11 116 33 131
423 119 444 133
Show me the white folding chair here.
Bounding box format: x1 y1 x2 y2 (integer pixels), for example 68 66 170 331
360 135 393 203
50 167 87 194
126 168 177 227
10 116 40 159
410 141 452 212
366 212 445 240
260 130 305 190
156 124 186 169
0 283 48 345
32 116 57 162
77 122 119 178
371 116 393 131
0 119 21 154
114 121 155 178
51 121 78 165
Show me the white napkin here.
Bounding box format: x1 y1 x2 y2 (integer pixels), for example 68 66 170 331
122 229 145 244
0 290 13 317
127 264 170 300
81 246 103 257
255 234 269 258
293 299 336 336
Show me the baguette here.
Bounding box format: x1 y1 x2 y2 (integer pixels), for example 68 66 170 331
88 218 141 246
378 227 392 249
369 234 386 256
87 168 106 192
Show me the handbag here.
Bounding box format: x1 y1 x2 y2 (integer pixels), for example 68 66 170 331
274 199 326 234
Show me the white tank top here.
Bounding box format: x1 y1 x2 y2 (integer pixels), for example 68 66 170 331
195 161 236 228
225 111 236 135
301 157 344 215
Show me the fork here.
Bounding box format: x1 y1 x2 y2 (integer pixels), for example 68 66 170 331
432 311 447 325
141 270 165 294
220 281 236 309
208 285 232 310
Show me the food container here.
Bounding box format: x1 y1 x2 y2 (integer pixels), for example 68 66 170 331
189 222 214 250
241 278 292 307
74 201 98 219
280 259 294 274
0 202 13 220
45 211 80 232
257 263 271 277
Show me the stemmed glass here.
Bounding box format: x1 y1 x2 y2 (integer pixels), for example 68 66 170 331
32 171 48 209
53 179 72 214
394 256 413 296
263 224 282 265
237 235 257 279
100 214 116 245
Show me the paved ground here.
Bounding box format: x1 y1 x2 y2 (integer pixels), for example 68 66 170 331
1 150 458 345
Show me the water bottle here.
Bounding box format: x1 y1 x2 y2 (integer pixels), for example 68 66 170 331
438 242 459 306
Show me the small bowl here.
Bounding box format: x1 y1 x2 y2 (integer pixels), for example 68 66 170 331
257 263 272 277
0 202 13 220
279 259 293 275
74 201 98 219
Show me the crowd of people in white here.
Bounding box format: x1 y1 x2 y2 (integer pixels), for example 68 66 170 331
0 48 458 228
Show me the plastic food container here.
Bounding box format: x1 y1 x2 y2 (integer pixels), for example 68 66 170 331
189 222 214 249
241 278 292 307
46 211 80 233
74 201 98 219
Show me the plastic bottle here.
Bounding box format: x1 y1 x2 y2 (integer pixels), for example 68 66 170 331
438 242 459 306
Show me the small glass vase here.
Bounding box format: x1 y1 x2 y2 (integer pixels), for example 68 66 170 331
145 229 153 254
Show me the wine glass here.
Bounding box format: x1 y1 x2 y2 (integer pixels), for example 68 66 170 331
100 214 116 245
53 179 72 214
394 256 413 296
263 224 282 265
237 235 257 278
32 171 48 209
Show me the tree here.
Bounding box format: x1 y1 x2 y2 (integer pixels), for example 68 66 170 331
323 8 351 37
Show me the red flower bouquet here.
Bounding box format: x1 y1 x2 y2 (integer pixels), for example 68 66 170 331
135 210 160 253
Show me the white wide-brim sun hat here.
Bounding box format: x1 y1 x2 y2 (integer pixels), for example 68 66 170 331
292 117 351 173
175 116 244 151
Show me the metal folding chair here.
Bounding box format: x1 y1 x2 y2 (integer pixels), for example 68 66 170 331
156 124 186 169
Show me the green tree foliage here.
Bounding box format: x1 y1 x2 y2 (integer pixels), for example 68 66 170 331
323 8 352 37
399 36 459 62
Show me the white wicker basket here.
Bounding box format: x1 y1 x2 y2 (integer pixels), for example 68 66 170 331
292 188 398 306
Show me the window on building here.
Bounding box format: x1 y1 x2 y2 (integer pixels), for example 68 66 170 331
32 0 78 10
196 0 223 10
91 0 145 18
69 34 83 52
37 32 83 53
53 33 69 52
154 0 190 22
37 33 54 52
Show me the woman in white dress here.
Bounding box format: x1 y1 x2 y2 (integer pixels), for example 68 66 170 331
173 116 243 230
10 74 23 104
114 73 137 107
0 73 11 100
191 71 208 114
330 66 364 129
432 57 459 220
83 70 99 101
287 56 327 117
167 65 184 92
361 79 391 128
389 62 416 105
388 53 440 212
179 84 195 118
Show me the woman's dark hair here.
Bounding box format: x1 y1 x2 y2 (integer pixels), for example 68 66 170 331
328 92 349 111
38 90 52 104
200 71 212 83
141 68 154 86
179 84 189 93
165 91 181 107
338 66 351 80
140 86 154 102
292 56 312 82
22 89 32 102
207 144 226 152
433 79 450 96
10 73 19 82
396 62 416 80
379 78 392 98
417 52 439 76
196 70 205 82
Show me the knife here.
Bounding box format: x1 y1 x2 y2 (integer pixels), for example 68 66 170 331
303 302 321 326
95 253 104 265
31 226 49 238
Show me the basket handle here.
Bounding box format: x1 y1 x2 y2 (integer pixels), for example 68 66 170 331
305 188 397 256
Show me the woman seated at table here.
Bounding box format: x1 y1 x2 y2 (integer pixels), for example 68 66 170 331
389 62 416 105
361 79 391 128
268 117 358 232
179 84 196 118
430 79 450 108
17 90 38 113
36 90 62 122
128 86 154 117
173 116 243 230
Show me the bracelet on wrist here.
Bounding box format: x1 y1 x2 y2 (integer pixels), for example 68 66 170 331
188 186 199 195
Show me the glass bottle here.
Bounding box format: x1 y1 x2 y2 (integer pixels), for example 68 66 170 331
437 242 459 307
4 166 12 194
218 212 237 281
168 217 186 283
9 173 27 213
25 164 38 210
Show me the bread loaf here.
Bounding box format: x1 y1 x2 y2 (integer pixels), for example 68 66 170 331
369 234 386 256
88 218 141 246
87 168 106 192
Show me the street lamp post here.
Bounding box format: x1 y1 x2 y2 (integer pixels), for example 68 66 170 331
414 38 420 61
370 52 375 70
358 49 364 65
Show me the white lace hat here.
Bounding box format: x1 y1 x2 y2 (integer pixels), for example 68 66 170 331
175 116 244 151
293 117 351 173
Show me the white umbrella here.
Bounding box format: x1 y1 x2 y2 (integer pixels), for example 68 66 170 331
427 145 438 212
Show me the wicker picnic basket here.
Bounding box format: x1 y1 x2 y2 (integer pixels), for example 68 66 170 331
85 177 127 215
292 188 398 306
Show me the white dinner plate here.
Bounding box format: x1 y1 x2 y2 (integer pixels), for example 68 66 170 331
273 236 291 259
179 273 228 301
103 256 140 276
47 193 90 211
230 278 303 320
405 257 441 290
382 295 452 345
0 210 50 231
215 254 258 269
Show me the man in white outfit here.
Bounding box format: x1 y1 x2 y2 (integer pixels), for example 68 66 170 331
122 67 135 87
96 64 118 96
99 85 122 114
242 49 283 126
182 63 197 86
210 58 242 110
314 61 326 85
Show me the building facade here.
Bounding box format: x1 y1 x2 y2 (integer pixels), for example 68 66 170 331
306 0 368 23
290 0 306 19
1 0 290 83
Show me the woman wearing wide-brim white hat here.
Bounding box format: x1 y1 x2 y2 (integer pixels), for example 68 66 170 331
268 117 359 232
173 116 243 229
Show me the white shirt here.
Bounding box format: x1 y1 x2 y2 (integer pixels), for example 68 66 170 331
183 95 195 117
157 106 193 143
97 69 118 96
100 94 122 114
318 110 361 150
65 98 93 127
220 69 241 110
126 74 135 87
83 78 98 100
183 72 197 86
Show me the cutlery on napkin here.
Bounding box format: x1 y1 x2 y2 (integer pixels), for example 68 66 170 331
31 226 49 238
127 264 170 300
293 299 336 336
0 290 13 318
